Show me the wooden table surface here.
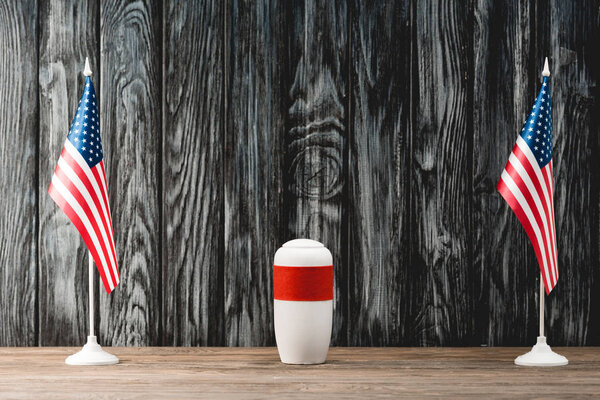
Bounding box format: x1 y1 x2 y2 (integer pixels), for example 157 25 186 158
0 347 599 399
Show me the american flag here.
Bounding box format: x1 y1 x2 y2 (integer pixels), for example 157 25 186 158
48 76 120 293
497 75 557 294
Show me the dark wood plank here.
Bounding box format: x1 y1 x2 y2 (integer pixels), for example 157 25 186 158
224 0 285 345
0 0 38 346
162 0 224 346
99 0 161 346
282 0 349 345
412 0 473 345
472 1 539 345
37 0 98 345
1 347 600 398
347 0 411 345
544 0 600 345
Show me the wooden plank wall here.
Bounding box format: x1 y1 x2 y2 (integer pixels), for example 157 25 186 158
99 0 162 346
38 0 99 346
472 0 538 347
0 0 37 346
0 0 598 346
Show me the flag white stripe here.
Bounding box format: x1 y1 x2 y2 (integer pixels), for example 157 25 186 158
94 163 121 284
65 141 113 235
542 166 558 284
543 164 559 282
516 136 557 288
51 175 115 290
94 164 119 282
508 154 557 285
516 137 553 223
501 170 553 290
57 157 118 278
65 141 117 271
536 163 557 287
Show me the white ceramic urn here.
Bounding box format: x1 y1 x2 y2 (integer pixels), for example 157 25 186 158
273 239 333 364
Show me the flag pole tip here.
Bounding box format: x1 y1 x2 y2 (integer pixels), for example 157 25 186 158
83 57 92 77
542 57 550 77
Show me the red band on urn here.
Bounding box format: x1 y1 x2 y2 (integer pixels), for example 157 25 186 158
273 265 333 301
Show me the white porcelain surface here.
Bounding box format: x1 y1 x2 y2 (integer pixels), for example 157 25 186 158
274 299 332 364
274 239 333 267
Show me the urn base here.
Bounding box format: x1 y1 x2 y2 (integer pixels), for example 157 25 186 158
274 299 332 365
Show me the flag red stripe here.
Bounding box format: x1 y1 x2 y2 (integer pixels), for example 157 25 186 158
64 144 116 250
63 142 119 288
92 163 119 281
549 162 558 278
96 162 114 226
49 140 119 293
504 160 555 289
61 151 118 277
512 137 557 291
507 149 557 286
53 167 118 288
543 163 558 280
539 165 556 281
48 182 113 293
512 146 554 227
497 178 551 293
515 137 553 209
512 143 558 286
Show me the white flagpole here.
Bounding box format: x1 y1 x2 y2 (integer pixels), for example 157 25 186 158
89 252 94 337
539 57 550 340
65 57 118 366
84 58 94 340
514 57 567 366
539 273 544 338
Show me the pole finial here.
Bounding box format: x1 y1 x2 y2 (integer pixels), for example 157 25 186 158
542 57 550 77
83 57 92 77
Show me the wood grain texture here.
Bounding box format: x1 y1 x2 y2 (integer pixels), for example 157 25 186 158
347 0 411 345
38 0 98 345
162 0 224 346
412 0 473 345
472 0 539 346
224 0 284 345
99 0 161 346
544 0 600 345
0 0 38 346
283 0 348 345
1 347 600 398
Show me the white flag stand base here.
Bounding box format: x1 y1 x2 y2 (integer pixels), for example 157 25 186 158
65 336 119 366
514 336 568 367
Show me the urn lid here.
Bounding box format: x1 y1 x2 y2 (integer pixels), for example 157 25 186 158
274 239 333 267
